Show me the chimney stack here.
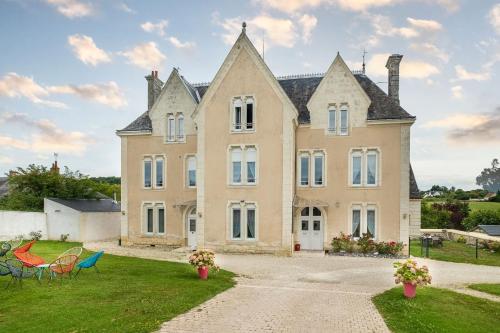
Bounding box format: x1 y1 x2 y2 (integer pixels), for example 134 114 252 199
146 70 163 111
385 54 403 105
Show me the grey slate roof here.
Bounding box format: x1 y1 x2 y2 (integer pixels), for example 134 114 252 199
0 177 8 197
409 165 421 199
119 72 414 132
475 225 500 236
48 198 121 213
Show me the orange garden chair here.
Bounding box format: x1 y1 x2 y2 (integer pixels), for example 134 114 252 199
13 240 46 267
48 255 78 283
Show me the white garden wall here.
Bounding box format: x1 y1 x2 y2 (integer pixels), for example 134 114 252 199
0 211 47 240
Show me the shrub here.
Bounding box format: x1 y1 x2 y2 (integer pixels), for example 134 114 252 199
29 230 42 241
433 200 469 230
357 233 376 254
331 232 355 253
377 241 404 255
481 241 500 252
421 202 451 229
188 249 219 270
456 235 467 244
462 210 500 230
60 233 69 242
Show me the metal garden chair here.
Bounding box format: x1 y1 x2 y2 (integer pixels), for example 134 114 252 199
58 246 83 259
0 261 10 277
0 242 11 258
48 254 78 283
4 259 36 288
75 251 104 278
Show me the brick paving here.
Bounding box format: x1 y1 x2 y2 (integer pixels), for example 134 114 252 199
85 242 500 333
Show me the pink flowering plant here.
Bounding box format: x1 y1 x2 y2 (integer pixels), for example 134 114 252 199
393 259 432 286
189 249 220 271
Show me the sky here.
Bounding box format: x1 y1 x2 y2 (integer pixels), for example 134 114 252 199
0 0 499 190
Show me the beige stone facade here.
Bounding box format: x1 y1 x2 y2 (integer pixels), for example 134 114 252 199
117 26 421 255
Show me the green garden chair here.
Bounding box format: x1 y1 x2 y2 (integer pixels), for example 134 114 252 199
4 259 36 288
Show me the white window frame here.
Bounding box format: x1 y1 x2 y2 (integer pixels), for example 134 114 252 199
142 202 166 236
340 107 349 136
350 150 363 187
166 114 176 142
366 205 377 239
143 158 153 189
328 106 336 133
312 151 325 187
245 97 255 131
366 150 379 187
349 204 377 240
245 146 257 184
298 153 310 187
176 113 185 142
233 98 243 131
228 145 258 186
155 156 165 189
228 201 258 241
186 155 197 188
231 96 256 133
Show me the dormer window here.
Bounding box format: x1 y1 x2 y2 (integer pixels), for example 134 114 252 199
166 113 185 143
328 106 336 133
246 98 254 130
232 96 255 132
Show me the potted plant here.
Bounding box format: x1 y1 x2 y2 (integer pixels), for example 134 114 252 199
188 249 219 280
393 259 431 298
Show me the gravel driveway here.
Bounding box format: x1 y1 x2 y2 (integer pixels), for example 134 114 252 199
85 242 500 332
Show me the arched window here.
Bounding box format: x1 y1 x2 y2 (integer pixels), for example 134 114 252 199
246 97 254 130
233 99 243 130
176 114 184 141
167 114 175 142
340 107 349 135
328 106 336 132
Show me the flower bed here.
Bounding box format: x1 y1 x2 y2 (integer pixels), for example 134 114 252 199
329 232 406 258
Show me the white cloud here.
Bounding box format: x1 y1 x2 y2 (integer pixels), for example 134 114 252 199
47 82 127 109
434 0 460 12
410 42 449 62
117 3 135 14
0 155 13 164
298 14 318 43
450 85 463 99
68 34 111 66
453 65 490 81
406 17 442 31
168 37 196 49
141 20 168 37
369 14 419 39
253 0 331 14
45 0 94 19
367 53 439 79
489 4 500 35
119 42 166 70
0 112 93 155
422 114 489 129
0 72 67 108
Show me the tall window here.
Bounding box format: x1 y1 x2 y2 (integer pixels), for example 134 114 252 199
246 98 254 129
144 159 152 188
177 114 184 141
352 152 362 186
232 207 241 239
300 154 309 186
155 157 164 188
328 107 336 132
143 203 165 235
352 208 361 238
350 149 380 187
231 148 242 184
167 115 175 141
229 146 258 185
158 206 165 234
351 205 377 239
230 202 257 241
246 147 256 184
187 156 196 188
313 152 324 186
340 108 348 135
233 99 242 130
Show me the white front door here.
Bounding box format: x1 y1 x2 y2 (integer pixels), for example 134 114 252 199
299 207 324 250
187 209 197 249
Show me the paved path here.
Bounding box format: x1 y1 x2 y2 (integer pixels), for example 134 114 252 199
85 242 500 332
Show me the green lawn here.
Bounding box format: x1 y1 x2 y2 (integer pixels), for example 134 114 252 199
469 283 500 297
373 287 500 333
468 201 500 212
0 241 235 333
410 240 500 266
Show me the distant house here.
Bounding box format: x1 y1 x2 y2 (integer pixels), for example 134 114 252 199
474 225 500 237
0 177 8 197
44 198 121 242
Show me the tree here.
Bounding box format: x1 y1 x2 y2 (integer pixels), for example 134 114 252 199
476 158 500 193
0 164 100 212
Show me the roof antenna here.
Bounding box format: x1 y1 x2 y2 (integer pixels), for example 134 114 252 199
362 48 368 75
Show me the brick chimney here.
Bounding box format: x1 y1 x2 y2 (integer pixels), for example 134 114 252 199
145 70 164 111
50 152 60 174
385 54 403 105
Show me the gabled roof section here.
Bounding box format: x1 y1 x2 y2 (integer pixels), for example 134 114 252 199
409 164 421 199
117 111 151 134
47 198 121 213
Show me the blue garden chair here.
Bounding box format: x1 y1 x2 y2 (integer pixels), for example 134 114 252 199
75 251 104 278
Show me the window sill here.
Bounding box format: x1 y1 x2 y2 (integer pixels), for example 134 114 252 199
228 184 257 188
165 140 186 144
349 185 380 189
230 130 256 134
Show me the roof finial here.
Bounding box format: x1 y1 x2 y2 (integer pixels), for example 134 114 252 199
242 21 247 33
362 48 368 75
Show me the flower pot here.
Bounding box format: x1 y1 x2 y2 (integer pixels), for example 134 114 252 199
403 282 417 298
198 266 209 280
